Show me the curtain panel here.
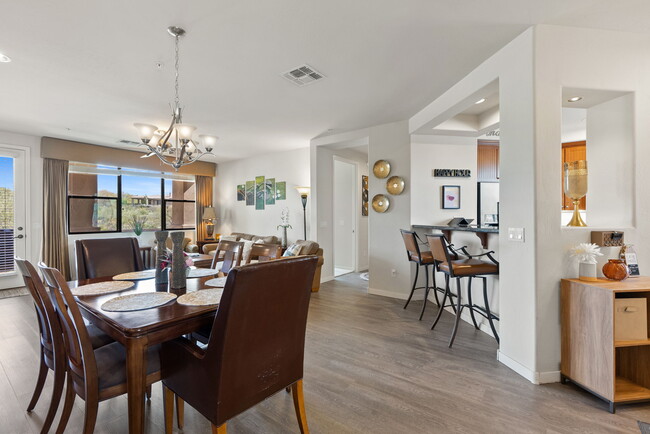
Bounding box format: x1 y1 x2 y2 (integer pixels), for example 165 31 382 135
42 158 71 279
195 175 213 242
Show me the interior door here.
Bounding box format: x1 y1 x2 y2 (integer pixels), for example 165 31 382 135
0 146 27 289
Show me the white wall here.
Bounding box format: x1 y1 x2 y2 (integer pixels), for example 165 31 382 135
333 158 356 271
215 147 310 245
367 121 412 298
411 137 477 226
0 131 42 269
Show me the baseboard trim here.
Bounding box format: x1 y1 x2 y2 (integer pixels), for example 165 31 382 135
320 275 334 283
497 351 538 384
537 370 561 384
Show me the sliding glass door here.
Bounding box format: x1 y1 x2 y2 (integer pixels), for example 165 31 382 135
0 146 27 289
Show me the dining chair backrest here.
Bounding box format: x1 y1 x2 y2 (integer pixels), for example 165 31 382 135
204 256 318 425
400 229 422 262
39 263 98 397
15 258 62 368
210 240 244 273
246 243 283 264
427 234 453 270
75 237 144 280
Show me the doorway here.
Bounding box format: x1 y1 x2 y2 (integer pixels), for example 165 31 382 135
0 146 28 290
333 158 356 277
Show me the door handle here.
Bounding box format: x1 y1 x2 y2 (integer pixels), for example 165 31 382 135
14 234 24 239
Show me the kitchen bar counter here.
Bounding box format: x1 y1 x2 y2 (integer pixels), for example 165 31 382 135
412 224 498 249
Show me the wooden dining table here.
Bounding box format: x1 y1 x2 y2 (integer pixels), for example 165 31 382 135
69 275 220 434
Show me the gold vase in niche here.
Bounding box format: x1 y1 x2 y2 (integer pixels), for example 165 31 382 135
564 160 587 227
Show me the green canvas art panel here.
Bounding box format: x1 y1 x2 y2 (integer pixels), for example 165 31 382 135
276 181 286 200
236 184 245 201
255 176 265 210
265 178 276 205
245 181 255 206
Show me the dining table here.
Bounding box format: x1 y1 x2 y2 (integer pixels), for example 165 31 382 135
69 275 220 434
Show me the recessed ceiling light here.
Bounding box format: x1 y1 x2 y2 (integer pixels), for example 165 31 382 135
568 96 583 102
475 98 486 105
0 53 11 63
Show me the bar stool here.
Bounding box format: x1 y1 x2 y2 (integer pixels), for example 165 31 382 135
426 234 500 347
400 229 441 320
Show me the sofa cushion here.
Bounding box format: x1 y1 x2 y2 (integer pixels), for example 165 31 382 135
294 240 320 255
220 235 238 242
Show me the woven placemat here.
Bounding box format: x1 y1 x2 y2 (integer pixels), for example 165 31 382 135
177 289 224 306
72 281 135 296
112 270 156 281
187 268 218 278
101 292 177 312
205 277 227 288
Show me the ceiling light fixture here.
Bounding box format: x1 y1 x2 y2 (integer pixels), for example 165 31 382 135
475 98 486 105
0 53 11 63
134 26 217 170
568 96 583 102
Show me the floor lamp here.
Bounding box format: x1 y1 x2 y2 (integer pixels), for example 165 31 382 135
295 186 310 240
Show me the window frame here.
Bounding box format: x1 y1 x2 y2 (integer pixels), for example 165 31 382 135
67 175 122 235
67 169 196 234
161 178 196 231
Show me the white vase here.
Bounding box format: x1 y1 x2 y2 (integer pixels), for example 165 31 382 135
579 262 598 282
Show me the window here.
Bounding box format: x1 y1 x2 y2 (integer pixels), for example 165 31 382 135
67 164 196 234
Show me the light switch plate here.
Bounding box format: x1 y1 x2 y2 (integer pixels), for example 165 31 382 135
508 227 525 242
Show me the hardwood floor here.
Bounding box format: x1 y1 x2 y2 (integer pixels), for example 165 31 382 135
2 273 649 433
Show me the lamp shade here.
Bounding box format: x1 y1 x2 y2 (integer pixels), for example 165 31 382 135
202 206 217 221
295 186 311 196
175 124 197 141
133 123 158 143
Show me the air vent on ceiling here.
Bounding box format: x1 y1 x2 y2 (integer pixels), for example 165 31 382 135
282 64 325 87
119 139 141 146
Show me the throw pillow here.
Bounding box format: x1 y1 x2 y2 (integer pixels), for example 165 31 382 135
241 240 255 263
253 238 266 244
282 243 303 257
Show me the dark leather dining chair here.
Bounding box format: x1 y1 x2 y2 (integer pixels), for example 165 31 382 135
210 240 244 275
161 255 319 434
245 243 283 264
15 258 114 434
75 237 144 280
39 264 161 434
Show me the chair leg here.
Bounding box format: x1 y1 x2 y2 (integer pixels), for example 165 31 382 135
431 275 450 330
447 274 457 314
431 267 440 306
26 350 48 412
163 384 174 434
291 379 310 434
40 360 65 434
467 277 479 330
419 265 430 320
448 278 464 348
55 374 76 434
82 395 99 434
212 423 227 434
482 277 500 344
403 263 419 309
175 394 185 429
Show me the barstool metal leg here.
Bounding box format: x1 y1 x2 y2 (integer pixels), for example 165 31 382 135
419 265 430 320
467 277 479 330
431 266 440 306
403 263 419 309
431 274 450 330
482 277 499 344
447 274 457 314
448 277 464 348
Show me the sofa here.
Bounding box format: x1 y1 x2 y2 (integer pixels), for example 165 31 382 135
154 236 198 254
203 233 324 292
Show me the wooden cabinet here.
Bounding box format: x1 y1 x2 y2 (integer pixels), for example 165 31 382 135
477 140 499 182
562 141 586 210
561 277 650 413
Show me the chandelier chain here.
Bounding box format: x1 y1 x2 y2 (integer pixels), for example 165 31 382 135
174 34 180 109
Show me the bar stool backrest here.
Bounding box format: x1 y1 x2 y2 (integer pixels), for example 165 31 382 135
427 234 452 269
400 229 422 262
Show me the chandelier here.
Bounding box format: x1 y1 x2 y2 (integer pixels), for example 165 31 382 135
134 26 217 170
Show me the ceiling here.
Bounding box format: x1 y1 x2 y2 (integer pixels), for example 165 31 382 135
1 0 649 163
